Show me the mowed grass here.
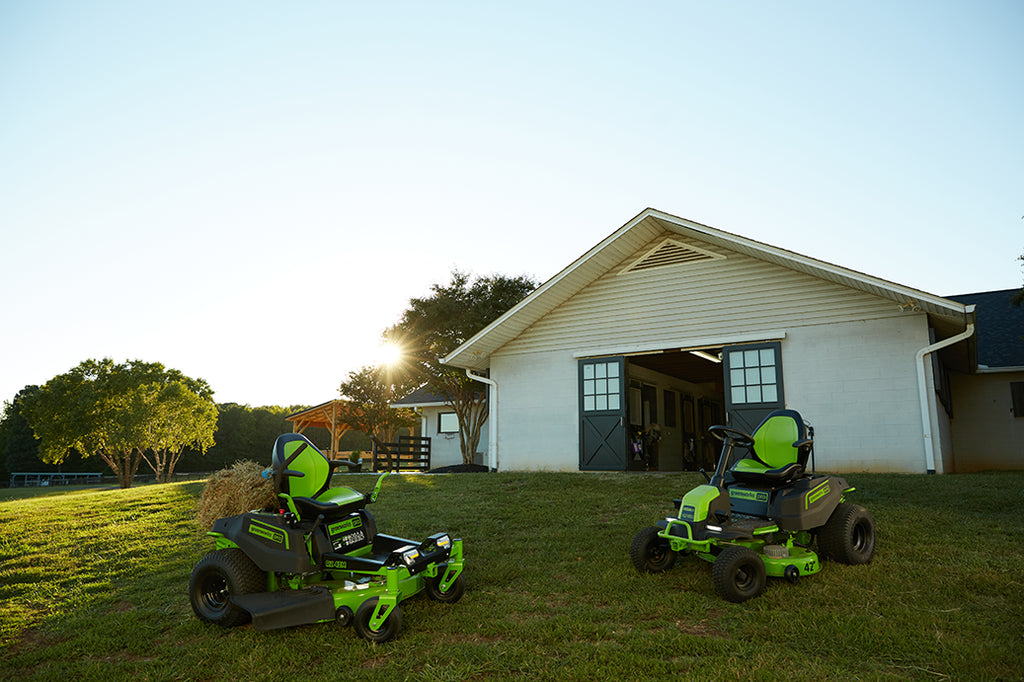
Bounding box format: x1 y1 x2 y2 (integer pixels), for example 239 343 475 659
1 470 1022 681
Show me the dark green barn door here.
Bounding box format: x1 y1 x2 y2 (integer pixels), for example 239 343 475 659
723 342 785 434
579 357 627 471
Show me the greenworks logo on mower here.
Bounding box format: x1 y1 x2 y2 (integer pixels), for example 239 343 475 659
328 517 362 536
248 522 285 545
805 481 830 508
730 489 769 503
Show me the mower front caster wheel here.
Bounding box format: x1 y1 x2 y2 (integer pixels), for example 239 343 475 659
630 526 678 573
354 598 402 643
425 573 466 603
712 546 766 603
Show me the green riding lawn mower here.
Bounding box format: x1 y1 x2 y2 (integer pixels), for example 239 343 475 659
631 409 876 602
189 433 465 641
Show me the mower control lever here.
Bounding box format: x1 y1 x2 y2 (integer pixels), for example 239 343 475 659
306 513 325 542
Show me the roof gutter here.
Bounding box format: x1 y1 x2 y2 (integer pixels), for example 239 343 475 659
465 369 498 472
915 319 975 474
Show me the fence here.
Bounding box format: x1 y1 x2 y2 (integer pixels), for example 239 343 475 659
370 436 432 472
8 472 104 487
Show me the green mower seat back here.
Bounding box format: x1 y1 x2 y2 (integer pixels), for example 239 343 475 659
731 409 811 486
272 434 367 517
274 433 331 499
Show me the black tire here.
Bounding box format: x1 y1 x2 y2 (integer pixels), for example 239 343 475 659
712 546 767 603
630 526 677 573
189 548 264 627
425 573 466 603
818 503 876 565
354 598 402 643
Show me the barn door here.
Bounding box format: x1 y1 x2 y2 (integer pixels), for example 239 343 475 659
579 357 627 471
723 342 785 434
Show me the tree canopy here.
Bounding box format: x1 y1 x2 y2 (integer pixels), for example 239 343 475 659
384 270 537 465
338 365 418 446
21 359 218 488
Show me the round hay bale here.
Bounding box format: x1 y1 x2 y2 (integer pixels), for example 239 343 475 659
195 460 277 531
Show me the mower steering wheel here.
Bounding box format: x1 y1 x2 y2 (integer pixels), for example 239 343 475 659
708 425 754 448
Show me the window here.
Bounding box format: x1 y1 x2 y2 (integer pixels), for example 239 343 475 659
582 361 621 412
438 412 459 433
1012 382 1024 418
728 347 779 405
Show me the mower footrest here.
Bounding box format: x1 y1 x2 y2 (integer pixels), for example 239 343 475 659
233 587 336 631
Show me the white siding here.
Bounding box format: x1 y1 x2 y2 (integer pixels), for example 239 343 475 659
782 317 931 472
415 406 487 469
491 350 579 471
501 234 905 356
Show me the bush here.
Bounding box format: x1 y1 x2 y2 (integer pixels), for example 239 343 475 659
195 460 277 530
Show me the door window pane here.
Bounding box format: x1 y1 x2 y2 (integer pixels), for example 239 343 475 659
582 361 622 413
728 345 780 405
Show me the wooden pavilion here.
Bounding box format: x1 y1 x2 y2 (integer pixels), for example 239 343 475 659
284 400 362 459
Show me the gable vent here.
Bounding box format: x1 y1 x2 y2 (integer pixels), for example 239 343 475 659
622 239 724 274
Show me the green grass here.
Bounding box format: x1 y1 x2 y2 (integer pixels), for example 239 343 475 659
1 471 1022 681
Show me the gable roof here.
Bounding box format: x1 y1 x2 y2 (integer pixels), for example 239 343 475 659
443 208 976 372
390 385 451 408
947 289 1024 369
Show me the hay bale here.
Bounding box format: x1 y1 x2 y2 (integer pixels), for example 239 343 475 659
195 460 277 531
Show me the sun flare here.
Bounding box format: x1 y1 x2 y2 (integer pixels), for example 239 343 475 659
376 342 404 366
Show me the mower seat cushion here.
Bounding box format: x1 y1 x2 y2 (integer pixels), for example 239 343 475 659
292 489 367 519
731 458 804 485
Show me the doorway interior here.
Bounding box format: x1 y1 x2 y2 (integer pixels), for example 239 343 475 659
626 348 725 472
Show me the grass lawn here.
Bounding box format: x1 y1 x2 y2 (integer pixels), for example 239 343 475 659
1 470 1022 681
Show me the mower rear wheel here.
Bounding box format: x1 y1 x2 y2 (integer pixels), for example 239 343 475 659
819 503 876 565
189 548 264 627
425 573 466 603
354 598 402 643
630 526 677 573
712 546 766 603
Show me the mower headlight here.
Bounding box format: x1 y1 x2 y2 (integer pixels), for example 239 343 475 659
435 534 451 550
706 524 723 533
400 546 421 566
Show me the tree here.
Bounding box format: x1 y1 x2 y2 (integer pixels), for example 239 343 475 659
137 378 218 483
385 270 537 465
1 387 43 481
21 359 217 488
338 365 419 461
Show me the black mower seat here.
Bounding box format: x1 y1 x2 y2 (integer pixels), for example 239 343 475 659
730 410 812 486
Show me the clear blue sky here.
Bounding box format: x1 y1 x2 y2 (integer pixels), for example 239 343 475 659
2 1 1021 408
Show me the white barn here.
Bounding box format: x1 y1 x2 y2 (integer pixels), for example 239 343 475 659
440 208 989 474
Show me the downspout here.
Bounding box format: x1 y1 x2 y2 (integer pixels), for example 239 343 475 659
465 369 498 472
915 322 974 474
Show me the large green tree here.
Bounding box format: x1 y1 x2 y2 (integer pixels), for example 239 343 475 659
338 365 419 461
21 359 217 488
385 270 537 465
137 378 218 482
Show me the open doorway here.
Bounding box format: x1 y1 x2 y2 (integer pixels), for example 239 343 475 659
626 349 725 471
